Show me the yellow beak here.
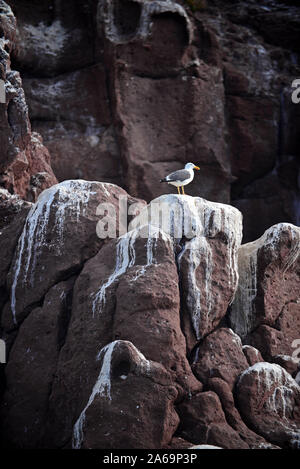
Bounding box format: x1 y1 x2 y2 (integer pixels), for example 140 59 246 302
194 166 200 170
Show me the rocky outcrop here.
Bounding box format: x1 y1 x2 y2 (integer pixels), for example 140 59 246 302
207 377 278 449
0 1 57 200
45 222 201 448
1 278 75 448
229 223 300 362
130 194 243 348
37 194 242 448
0 187 239 448
0 180 299 449
177 390 249 449
0 0 300 452
2 179 144 330
236 362 300 449
71 340 180 450
192 328 249 389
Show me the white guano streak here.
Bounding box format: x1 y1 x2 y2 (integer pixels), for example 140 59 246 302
92 230 138 316
72 340 151 449
130 226 171 282
92 226 172 313
177 201 242 339
179 236 213 340
72 341 116 449
10 180 95 324
230 223 300 338
230 243 258 338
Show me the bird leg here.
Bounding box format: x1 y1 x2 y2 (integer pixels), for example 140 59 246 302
182 186 185 195
177 186 180 195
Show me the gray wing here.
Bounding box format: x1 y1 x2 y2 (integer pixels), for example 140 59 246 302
165 169 191 182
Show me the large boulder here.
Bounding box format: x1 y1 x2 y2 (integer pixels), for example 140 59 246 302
192 328 249 390
71 340 180 449
2 180 145 329
46 223 201 447
111 231 202 396
177 391 249 449
1 185 299 449
229 223 300 359
236 362 300 448
207 377 277 449
131 195 243 346
0 278 75 448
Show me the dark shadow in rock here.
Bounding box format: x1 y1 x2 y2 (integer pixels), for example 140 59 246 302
113 0 141 39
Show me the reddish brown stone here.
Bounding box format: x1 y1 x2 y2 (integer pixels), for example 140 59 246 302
114 9 190 76
2 181 145 330
113 253 202 397
230 223 300 341
192 328 249 390
131 195 243 347
177 391 249 449
70 340 180 449
0 0 300 451
46 225 201 447
0 4 57 200
250 323 300 363
232 223 300 367
22 65 117 185
0 278 75 448
3 0 299 242
0 74 57 200
207 377 277 449
236 362 300 448
227 96 278 184
242 345 263 367
17 133 57 201
115 68 230 203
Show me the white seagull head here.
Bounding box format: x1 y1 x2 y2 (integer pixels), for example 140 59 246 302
184 162 200 171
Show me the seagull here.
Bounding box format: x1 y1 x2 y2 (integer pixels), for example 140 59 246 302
160 162 200 195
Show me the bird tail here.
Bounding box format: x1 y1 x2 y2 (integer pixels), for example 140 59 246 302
160 178 167 183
